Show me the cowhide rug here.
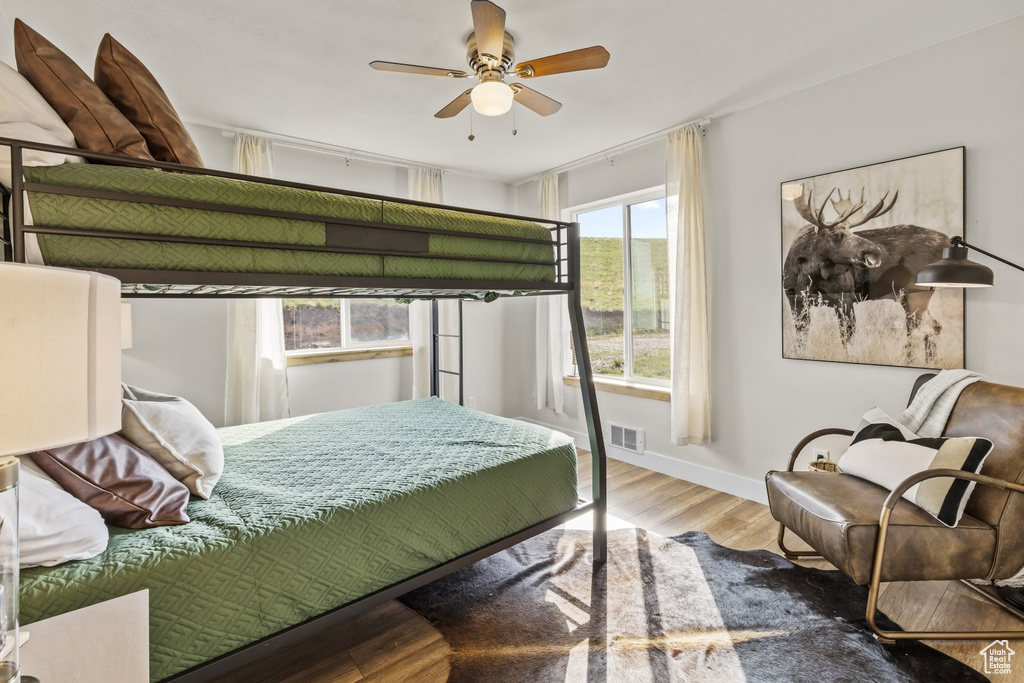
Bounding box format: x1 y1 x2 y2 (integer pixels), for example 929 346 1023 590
400 528 986 682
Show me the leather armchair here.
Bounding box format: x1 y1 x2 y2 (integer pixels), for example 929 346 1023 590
766 376 1024 642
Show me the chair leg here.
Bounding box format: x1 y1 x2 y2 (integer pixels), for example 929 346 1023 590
777 522 823 561
866 578 1024 642
865 509 1024 642
960 580 1024 622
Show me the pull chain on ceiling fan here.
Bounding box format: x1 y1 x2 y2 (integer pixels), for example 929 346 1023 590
370 0 610 119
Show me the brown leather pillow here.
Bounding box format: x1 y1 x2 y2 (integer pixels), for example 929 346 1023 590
14 19 154 160
95 34 204 167
29 433 190 528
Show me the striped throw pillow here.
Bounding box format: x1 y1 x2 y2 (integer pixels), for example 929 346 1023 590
838 420 993 527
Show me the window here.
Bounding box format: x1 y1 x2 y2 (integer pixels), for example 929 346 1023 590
572 188 670 384
283 299 410 353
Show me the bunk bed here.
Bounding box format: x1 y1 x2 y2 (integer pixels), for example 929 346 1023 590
1 136 609 682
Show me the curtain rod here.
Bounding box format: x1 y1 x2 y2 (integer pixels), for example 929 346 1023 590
512 116 712 186
219 127 452 175
217 114 710 185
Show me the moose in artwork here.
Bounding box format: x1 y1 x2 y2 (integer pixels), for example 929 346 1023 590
781 148 964 369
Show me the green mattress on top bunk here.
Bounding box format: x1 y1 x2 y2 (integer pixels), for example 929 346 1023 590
23 164 556 283
19 398 579 681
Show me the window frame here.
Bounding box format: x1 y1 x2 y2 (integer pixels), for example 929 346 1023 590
566 185 670 388
283 298 411 360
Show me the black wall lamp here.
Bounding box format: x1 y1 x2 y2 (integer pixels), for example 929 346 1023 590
916 236 1024 288
916 235 1024 611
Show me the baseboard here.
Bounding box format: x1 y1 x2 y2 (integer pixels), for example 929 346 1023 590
517 417 769 505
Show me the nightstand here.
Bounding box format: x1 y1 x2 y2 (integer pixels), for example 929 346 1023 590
19 590 149 683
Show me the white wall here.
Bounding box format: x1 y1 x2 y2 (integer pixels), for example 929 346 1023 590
0 4 12 65
122 123 517 426
273 143 406 197
511 16 1024 502
287 354 413 417
121 299 229 425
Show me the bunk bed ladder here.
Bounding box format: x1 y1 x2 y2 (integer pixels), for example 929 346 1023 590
566 222 609 567
430 299 465 406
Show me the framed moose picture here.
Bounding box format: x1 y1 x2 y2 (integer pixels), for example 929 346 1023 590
781 147 965 369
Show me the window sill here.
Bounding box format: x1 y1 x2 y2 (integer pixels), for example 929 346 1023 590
287 346 413 367
562 375 670 402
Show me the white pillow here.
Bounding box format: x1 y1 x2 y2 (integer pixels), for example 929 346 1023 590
838 410 992 527
0 60 82 189
18 456 109 568
119 384 224 499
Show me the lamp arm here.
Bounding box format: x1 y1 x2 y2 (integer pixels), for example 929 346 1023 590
951 236 1024 274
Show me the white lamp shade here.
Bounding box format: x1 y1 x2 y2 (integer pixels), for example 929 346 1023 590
121 302 133 350
0 264 122 455
471 81 514 116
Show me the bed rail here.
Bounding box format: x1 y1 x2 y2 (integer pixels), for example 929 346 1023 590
0 137 562 223
0 137 572 298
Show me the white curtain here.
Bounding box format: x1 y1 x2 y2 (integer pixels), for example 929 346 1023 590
667 124 711 445
224 134 291 425
408 167 459 401
535 172 565 413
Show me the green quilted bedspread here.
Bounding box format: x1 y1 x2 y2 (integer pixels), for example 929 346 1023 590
19 399 578 681
24 164 555 283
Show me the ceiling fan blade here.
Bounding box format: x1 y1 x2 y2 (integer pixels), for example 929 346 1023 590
435 89 474 118
370 61 468 79
515 46 610 78
512 84 562 116
471 0 507 65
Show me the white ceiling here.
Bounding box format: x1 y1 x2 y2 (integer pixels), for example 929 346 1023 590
4 0 1024 182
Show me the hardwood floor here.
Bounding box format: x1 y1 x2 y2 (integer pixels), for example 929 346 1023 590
223 452 1020 681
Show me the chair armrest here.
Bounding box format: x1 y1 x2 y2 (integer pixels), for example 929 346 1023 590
869 469 1024 594
881 468 1024 512
786 428 854 472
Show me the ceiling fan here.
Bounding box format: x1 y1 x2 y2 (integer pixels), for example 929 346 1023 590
370 0 610 119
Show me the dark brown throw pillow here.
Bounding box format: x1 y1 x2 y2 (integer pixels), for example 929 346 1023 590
95 34 204 167
14 19 154 160
29 433 190 528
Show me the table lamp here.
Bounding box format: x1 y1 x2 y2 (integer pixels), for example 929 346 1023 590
121 302 133 351
0 263 122 683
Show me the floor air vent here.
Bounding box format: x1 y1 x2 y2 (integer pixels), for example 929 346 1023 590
608 423 645 455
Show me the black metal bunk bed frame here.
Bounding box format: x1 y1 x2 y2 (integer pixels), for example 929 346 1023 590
0 137 608 682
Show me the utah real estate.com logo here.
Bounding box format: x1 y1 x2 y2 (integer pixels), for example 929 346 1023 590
981 640 1015 675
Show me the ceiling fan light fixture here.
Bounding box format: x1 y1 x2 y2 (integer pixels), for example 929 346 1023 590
471 80 514 116
372 1 609 121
